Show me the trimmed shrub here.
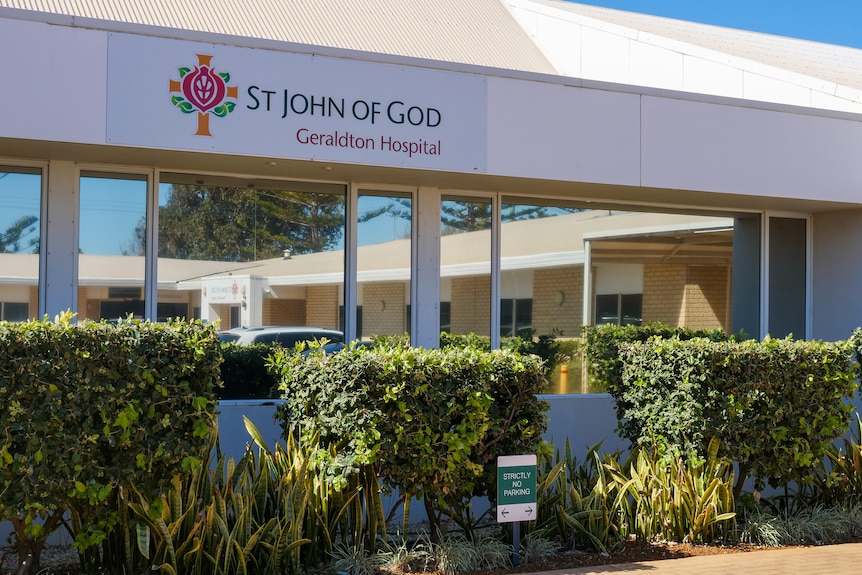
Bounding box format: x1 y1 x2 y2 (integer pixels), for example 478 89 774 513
269 340 550 537
0 313 220 573
219 342 280 399
613 335 858 495
582 322 728 399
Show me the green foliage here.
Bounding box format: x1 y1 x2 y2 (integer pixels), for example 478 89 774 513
218 343 280 399
329 530 513 575
330 542 386 575
438 331 569 375
740 503 862 547
613 336 858 494
365 199 579 235
533 438 735 550
737 511 786 546
149 184 344 261
519 531 558 564
128 420 313 575
608 438 736 544
583 322 729 401
430 533 511 575
270 340 550 538
534 440 622 553
0 313 219 573
812 413 862 507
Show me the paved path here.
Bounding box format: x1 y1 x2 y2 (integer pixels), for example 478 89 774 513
530 542 862 575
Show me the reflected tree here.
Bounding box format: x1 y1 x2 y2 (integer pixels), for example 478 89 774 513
359 198 580 235
0 215 39 254
131 184 344 261
0 172 40 254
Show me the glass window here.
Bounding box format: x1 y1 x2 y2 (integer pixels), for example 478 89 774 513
157 175 345 332
439 301 451 333
500 298 514 336
441 197 492 340
500 298 533 337
621 294 643 326
2 302 30 321
596 293 643 326
357 191 411 341
595 294 619 325
78 173 147 322
338 305 363 335
0 168 41 321
500 201 585 338
500 200 586 393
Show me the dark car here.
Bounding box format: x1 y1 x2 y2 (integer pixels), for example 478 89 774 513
219 326 344 347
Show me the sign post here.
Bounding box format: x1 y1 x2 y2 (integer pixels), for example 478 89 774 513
497 454 537 567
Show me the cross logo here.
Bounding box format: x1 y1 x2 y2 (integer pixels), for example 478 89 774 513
169 54 238 136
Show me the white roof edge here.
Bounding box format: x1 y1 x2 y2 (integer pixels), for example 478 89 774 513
508 0 862 109
583 219 735 241
503 251 585 270
357 269 411 282
3 5 861 124
78 278 142 286
265 272 344 286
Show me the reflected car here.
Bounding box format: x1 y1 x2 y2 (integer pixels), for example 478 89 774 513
219 326 344 347
218 330 242 344
303 340 375 355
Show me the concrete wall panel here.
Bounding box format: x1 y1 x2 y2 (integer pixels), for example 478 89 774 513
0 19 107 143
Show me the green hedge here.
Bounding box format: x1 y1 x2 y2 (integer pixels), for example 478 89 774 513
0 313 220 559
219 342 280 399
583 322 729 395
614 335 858 494
269 340 550 535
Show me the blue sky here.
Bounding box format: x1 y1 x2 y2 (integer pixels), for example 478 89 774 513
568 0 862 49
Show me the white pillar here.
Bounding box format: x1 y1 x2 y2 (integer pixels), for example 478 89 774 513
582 240 592 327
412 186 441 348
41 160 78 318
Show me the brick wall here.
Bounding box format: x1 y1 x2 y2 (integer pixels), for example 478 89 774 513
362 282 406 337
533 266 584 338
642 264 686 326
28 286 38 320
263 299 306 325
78 288 92 321
450 276 491 336
643 263 729 331
306 285 339 329
211 304 233 329
682 265 730 331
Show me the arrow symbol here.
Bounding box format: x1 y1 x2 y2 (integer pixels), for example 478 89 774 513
526 506 533 516
501 509 509 517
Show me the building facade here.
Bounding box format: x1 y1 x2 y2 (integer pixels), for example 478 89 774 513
1 1 862 459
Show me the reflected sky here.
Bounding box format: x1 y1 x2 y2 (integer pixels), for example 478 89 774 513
80 176 147 256
0 171 41 254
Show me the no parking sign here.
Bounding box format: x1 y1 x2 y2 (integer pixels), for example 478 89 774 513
496 454 537 523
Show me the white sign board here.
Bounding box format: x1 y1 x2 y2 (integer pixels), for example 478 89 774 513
106 33 488 173
496 454 537 523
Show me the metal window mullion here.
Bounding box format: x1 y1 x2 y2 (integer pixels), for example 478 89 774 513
144 169 159 321
344 184 358 342
490 195 501 350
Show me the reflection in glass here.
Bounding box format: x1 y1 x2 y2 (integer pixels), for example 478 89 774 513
501 201 585 394
357 192 411 341
0 169 40 320
157 175 345 330
440 197 492 338
78 173 147 321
